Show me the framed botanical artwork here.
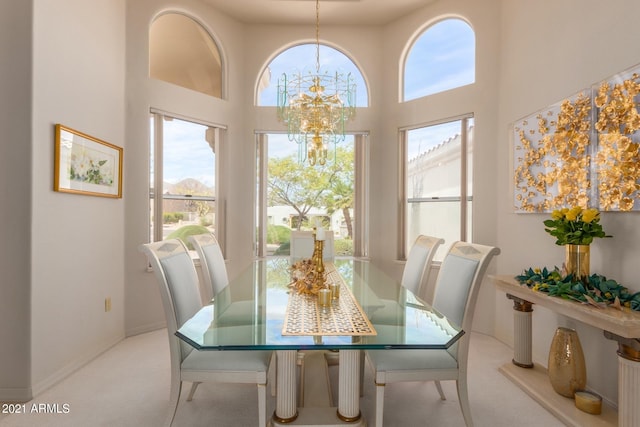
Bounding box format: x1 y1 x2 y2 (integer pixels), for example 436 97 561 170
54 124 123 198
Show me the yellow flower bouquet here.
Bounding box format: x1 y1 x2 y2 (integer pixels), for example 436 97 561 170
543 207 610 245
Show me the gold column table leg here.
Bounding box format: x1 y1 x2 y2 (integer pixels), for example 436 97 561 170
604 331 640 427
507 294 534 368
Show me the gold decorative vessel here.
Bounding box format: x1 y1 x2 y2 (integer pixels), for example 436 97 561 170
548 327 586 398
565 244 590 283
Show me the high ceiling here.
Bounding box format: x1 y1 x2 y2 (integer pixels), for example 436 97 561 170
201 0 438 25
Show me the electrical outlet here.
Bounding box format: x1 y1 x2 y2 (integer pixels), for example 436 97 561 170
105 297 112 312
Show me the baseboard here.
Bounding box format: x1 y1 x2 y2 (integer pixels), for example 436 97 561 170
31 332 124 397
0 387 33 403
125 320 166 337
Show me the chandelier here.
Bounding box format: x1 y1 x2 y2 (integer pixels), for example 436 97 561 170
277 0 356 166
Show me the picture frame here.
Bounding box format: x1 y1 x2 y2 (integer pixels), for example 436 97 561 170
54 124 123 198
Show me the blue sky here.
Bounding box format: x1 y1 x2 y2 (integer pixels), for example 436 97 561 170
404 19 475 100
158 118 216 186
161 18 474 181
258 44 368 107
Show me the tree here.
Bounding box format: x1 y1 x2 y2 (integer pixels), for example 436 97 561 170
321 148 355 238
267 156 337 230
267 145 355 238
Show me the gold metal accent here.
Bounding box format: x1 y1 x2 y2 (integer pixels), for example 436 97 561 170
618 343 640 362
271 411 299 424
336 409 361 423
603 331 640 362
507 294 533 312
512 359 534 369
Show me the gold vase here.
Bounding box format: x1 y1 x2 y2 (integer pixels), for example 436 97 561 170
565 244 590 283
548 327 586 398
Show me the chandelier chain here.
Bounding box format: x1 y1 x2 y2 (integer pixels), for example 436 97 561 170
315 0 320 72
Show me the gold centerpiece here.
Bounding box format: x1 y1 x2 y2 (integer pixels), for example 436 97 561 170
289 228 327 295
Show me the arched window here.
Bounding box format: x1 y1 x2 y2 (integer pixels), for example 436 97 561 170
403 18 475 101
149 13 223 98
257 43 368 107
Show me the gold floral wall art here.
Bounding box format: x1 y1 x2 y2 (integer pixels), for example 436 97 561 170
594 70 640 211
514 92 592 212
513 63 640 212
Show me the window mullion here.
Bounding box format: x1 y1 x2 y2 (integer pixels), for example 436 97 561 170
398 130 408 260
354 134 369 258
460 118 468 242
153 113 164 242
256 134 268 258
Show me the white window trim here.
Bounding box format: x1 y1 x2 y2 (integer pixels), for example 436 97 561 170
149 110 227 253
398 114 473 260
254 132 369 259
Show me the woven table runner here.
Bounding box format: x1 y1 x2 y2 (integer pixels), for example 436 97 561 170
282 263 377 336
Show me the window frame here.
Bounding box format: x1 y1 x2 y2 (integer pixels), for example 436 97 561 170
398 114 473 260
149 110 227 252
255 132 369 259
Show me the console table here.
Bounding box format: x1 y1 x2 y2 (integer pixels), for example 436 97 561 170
490 275 640 427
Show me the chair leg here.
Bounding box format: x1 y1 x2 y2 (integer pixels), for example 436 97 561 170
258 383 267 427
166 377 182 427
269 355 277 397
186 382 200 401
375 383 385 427
435 380 446 400
297 351 306 406
456 378 474 427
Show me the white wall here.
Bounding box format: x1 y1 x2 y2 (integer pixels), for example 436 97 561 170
376 0 501 333
124 0 246 335
495 0 640 406
0 0 33 402
30 0 126 394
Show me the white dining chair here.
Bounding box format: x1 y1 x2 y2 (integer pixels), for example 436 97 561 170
189 232 279 397
188 232 228 301
290 230 334 261
140 239 272 427
401 235 445 300
365 241 500 427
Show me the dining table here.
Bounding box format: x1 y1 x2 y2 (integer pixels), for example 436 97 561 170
176 257 464 426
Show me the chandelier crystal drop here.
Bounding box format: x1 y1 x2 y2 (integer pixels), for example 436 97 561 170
276 0 356 166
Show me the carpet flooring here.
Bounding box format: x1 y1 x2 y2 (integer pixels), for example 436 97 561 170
0 330 565 427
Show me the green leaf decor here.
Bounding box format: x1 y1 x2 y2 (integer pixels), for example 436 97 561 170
515 267 640 311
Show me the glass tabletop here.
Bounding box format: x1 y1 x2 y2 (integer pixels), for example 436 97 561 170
176 258 463 350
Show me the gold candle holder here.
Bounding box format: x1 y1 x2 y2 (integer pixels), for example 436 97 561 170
318 288 331 307
329 282 339 300
575 391 602 415
312 238 325 289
